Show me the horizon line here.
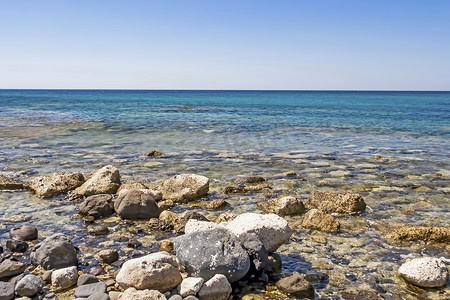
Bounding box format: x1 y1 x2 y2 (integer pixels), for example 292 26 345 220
1 88 449 92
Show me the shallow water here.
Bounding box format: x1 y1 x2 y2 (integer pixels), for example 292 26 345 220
0 90 449 299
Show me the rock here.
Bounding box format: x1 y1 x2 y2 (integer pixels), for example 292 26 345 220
235 176 266 185
215 212 236 224
239 233 268 271
127 239 142 249
301 209 340 232
168 295 182 300
117 288 166 300
386 226 450 243
179 277 204 297
42 270 53 284
174 211 209 234
282 171 297 177
109 291 122 300
0 281 14 300
116 252 182 291
226 213 293 252
88 225 109 235
205 199 228 210
157 174 209 203
9 225 38 241
158 199 175 211
148 218 174 232
265 253 282 274
197 274 232 300
184 296 199 300
117 182 148 195
159 239 174 252
398 257 448 287
79 194 114 219
276 273 315 299
184 219 225 234
174 227 250 282
98 250 119 264
51 266 78 289
159 210 179 222
5 240 28 252
15 274 44 297
77 274 99 286
257 196 306 216
114 189 161 219
29 172 84 198
145 150 165 157
223 186 246 194
0 259 26 279
75 282 107 298
87 293 110 300
304 191 366 214
30 233 78 270
73 165 121 196
0 175 28 190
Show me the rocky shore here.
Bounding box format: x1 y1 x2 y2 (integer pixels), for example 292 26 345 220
1 160 449 299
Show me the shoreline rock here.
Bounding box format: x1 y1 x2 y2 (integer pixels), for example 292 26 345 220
157 174 209 203
73 165 121 196
30 172 84 198
304 191 366 214
114 189 161 219
257 196 306 216
386 226 450 243
301 209 340 232
398 257 448 287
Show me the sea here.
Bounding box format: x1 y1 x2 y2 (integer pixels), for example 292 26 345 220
0 90 449 299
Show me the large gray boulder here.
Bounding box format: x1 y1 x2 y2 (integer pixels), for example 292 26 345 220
114 189 161 219
398 257 448 287
73 165 121 196
174 227 250 282
30 233 77 270
304 191 366 214
226 213 293 252
157 174 209 203
15 274 44 297
79 194 114 219
116 252 182 292
30 172 84 198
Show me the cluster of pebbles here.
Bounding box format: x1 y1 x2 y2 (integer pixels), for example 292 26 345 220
0 160 449 299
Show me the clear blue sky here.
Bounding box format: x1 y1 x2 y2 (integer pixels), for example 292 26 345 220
1 0 449 90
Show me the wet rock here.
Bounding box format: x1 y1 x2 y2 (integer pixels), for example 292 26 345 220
276 272 315 299
197 274 232 300
73 165 121 196
386 225 450 243
117 182 148 195
157 174 209 203
75 282 107 298
116 252 182 291
240 232 268 271
15 274 44 297
174 211 209 234
98 250 119 264
79 194 114 219
88 225 109 235
179 277 204 297
5 240 28 253
282 171 297 177
77 274 99 286
215 212 236 224
114 189 161 219
30 233 78 270
148 218 174 231
145 150 165 157
205 199 228 210
30 172 84 198
51 266 78 289
301 209 340 232
223 186 246 194
158 199 175 211
235 176 266 185
305 191 366 214
159 210 179 222
398 257 448 287
0 281 14 300
174 227 250 282
0 175 28 190
226 213 293 252
244 183 271 191
160 239 174 252
0 259 26 279
257 196 306 216
9 225 38 241
117 288 166 300
184 219 225 234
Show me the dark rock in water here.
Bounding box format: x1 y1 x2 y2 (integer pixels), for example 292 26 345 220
148 218 174 232
30 233 77 270
79 194 114 219
127 239 142 249
114 189 161 219
78 274 99 286
74 282 107 298
257 196 306 216
15 274 44 297
29 172 84 198
174 211 209 235
73 165 121 196
386 225 450 243
0 259 27 279
276 273 315 299
223 186 246 194
235 176 266 185
239 233 268 271
301 209 340 232
0 281 14 300
87 225 109 235
264 253 282 275
98 249 119 264
5 240 28 253
10 225 38 241
0 175 28 190
304 271 328 283
305 191 366 214
145 150 165 157
174 227 250 282
157 173 209 203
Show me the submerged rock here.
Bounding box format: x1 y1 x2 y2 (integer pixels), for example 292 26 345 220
174 227 250 282
301 209 340 232
145 150 165 157
386 225 450 243
198 274 232 300
305 191 366 214
30 172 84 198
114 189 161 219
235 176 266 185
398 257 448 287
30 233 77 270
257 196 306 216
73 165 121 196
276 273 315 299
10 225 38 241
0 175 28 190
157 173 209 203
79 194 114 219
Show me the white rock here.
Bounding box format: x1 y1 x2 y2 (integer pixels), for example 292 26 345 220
73 165 121 196
198 274 231 300
184 219 225 234
179 277 204 297
398 257 448 287
51 266 78 289
116 251 182 291
117 287 166 300
226 213 293 252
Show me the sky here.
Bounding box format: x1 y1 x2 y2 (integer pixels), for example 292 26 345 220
1 0 450 90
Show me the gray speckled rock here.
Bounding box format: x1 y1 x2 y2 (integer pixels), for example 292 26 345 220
240 232 268 271
114 189 161 219
51 266 78 289
174 228 250 282
157 174 209 203
73 165 121 196
30 233 77 270
0 281 14 300
79 194 114 219
226 213 293 252
15 274 44 297
197 274 232 300
305 191 366 214
77 274 99 286
75 282 107 298
30 172 84 198
398 257 448 287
